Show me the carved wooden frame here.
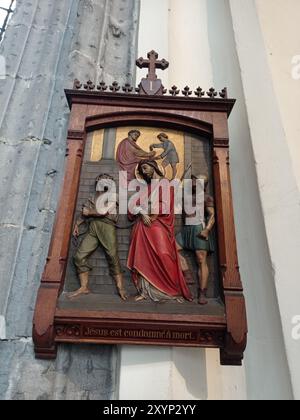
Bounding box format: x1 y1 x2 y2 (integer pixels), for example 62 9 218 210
32 89 247 366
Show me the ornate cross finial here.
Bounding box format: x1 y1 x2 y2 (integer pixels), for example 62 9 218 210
136 50 169 81
136 50 169 95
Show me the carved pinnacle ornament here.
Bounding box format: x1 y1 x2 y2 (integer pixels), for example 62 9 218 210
84 80 95 90
207 87 217 98
195 87 205 98
136 50 169 96
73 79 82 90
169 86 180 96
122 83 134 93
110 81 120 92
97 81 108 91
219 87 228 99
182 86 192 97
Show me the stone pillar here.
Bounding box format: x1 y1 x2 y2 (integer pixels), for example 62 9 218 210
230 0 299 399
207 0 292 400
137 0 169 87
0 0 139 400
168 0 213 88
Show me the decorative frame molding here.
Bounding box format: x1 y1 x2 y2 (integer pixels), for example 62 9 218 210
33 82 247 366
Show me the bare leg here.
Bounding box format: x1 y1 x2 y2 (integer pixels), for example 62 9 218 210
171 163 178 180
161 160 169 177
176 242 194 285
114 273 128 301
176 242 189 271
196 250 209 305
68 272 90 299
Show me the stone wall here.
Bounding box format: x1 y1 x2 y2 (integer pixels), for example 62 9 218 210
0 0 139 400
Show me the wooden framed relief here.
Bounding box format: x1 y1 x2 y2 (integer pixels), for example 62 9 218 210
33 52 247 366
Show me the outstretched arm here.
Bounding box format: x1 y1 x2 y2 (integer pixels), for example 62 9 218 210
134 148 155 158
199 207 215 240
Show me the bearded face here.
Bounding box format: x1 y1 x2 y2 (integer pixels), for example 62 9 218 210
140 163 155 183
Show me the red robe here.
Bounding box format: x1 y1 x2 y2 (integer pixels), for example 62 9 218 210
127 185 192 301
116 137 152 183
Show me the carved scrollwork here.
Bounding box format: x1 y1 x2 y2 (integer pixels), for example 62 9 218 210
56 325 81 338
198 330 224 346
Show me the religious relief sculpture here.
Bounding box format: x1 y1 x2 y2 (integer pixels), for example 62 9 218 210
33 50 247 366
66 129 216 307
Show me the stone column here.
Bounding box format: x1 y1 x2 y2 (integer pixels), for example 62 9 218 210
137 0 169 87
230 0 299 399
0 0 139 400
207 0 293 400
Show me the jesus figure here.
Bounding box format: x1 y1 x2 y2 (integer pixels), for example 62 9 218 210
127 159 192 303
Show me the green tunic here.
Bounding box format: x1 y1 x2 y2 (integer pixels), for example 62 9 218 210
176 193 215 253
73 195 122 276
176 224 214 253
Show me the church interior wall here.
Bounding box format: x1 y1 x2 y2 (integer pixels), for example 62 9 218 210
0 0 298 400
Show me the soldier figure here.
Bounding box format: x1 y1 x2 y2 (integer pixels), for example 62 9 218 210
176 174 215 305
68 174 127 301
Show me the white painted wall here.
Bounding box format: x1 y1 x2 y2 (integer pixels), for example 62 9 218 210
137 0 169 87
168 0 213 88
230 0 300 400
255 0 300 191
208 0 293 400
119 0 298 400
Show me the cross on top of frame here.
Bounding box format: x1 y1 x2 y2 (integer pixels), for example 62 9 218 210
136 50 169 96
